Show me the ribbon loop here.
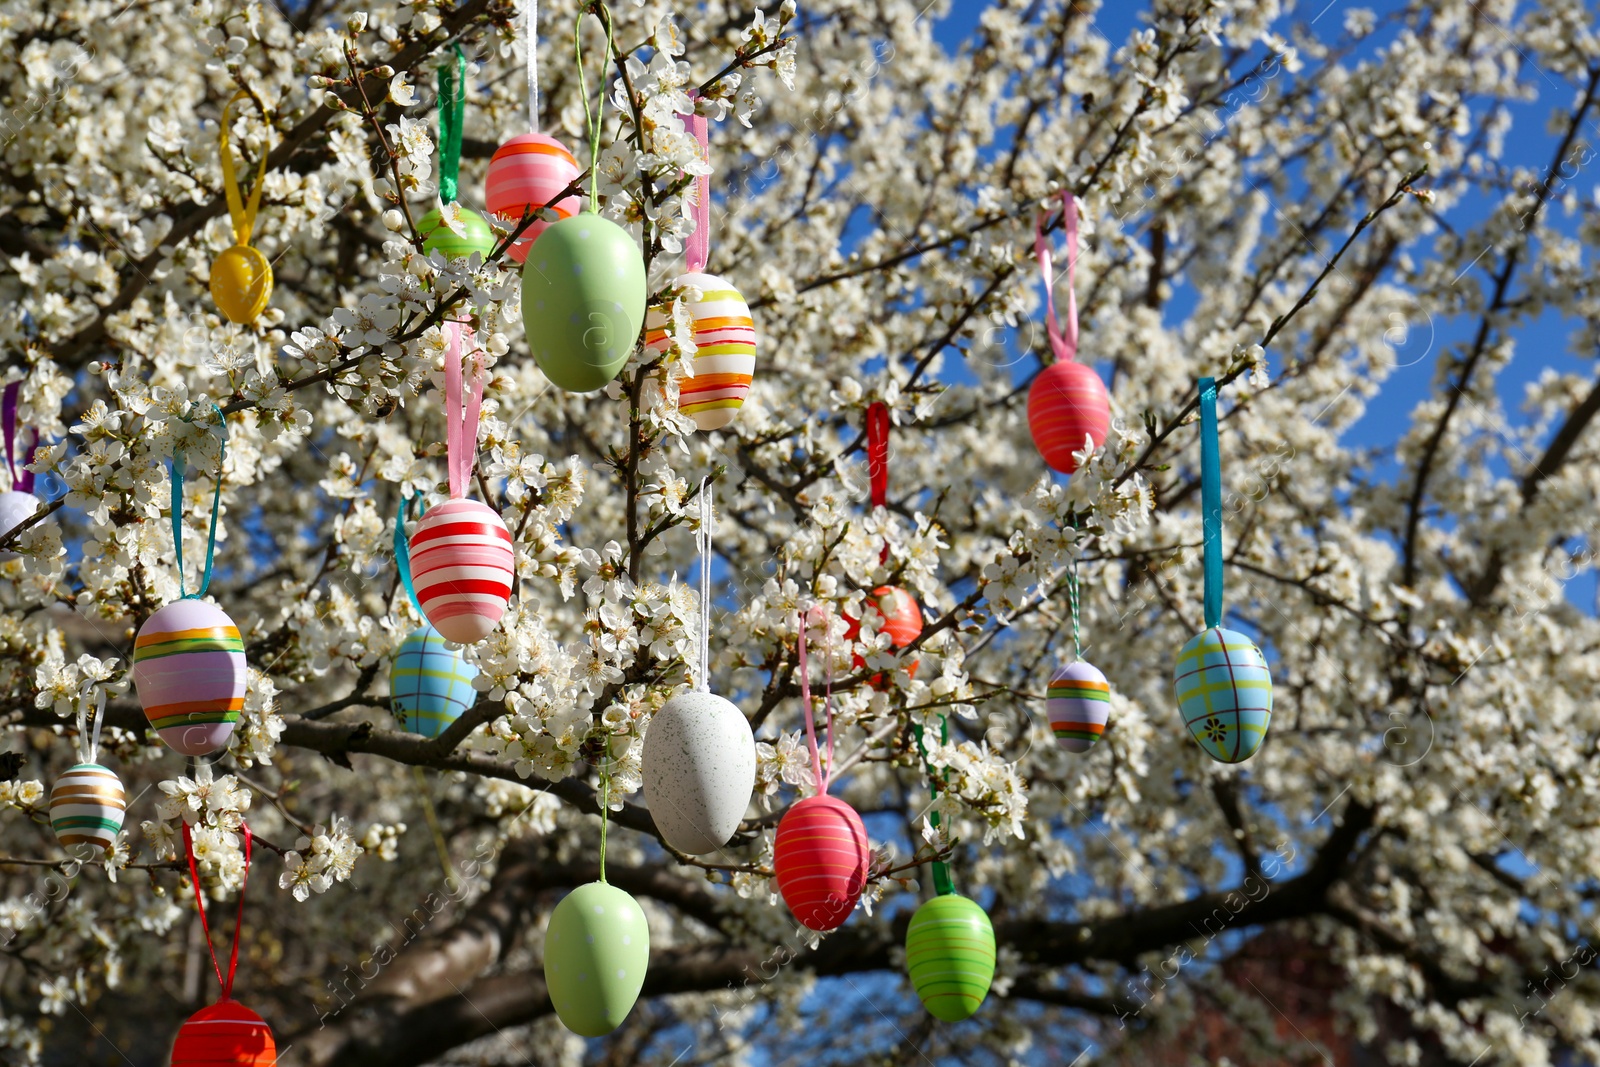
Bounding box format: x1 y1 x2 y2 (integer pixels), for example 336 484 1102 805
182 820 253 1001
574 6 615 215
443 323 484 500
394 492 423 615
2 381 37 494
1034 191 1079 364
685 101 711 274
696 478 713 692
913 718 956 896
1199 377 1223 630
219 92 269 248
438 45 466 204
172 407 228 601
525 0 539 131
797 608 837 795
866 402 889 510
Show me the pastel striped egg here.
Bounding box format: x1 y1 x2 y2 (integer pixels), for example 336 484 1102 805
418 206 497 262
170 1000 277 1067
1027 361 1110 474
905 893 996 1022
49 763 125 858
1046 661 1110 753
408 498 514 645
390 624 480 738
773 794 870 931
1173 627 1273 764
485 133 582 264
132 599 245 756
644 272 757 431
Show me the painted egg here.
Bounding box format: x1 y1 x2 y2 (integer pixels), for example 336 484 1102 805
485 133 582 264
843 585 924 688
641 691 756 855
170 1000 277 1066
408 498 514 645
1173 626 1273 763
773 794 870 931
905 893 996 1022
644 272 757 431
0 489 38 562
520 214 646 393
132 599 245 756
210 245 273 325
1027 361 1110 474
544 881 650 1037
390 624 480 738
418 206 497 262
49 763 125 858
1046 661 1110 753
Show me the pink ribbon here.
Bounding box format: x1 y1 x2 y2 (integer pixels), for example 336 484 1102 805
444 321 484 500
684 102 711 274
797 608 835 795
1034 191 1079 364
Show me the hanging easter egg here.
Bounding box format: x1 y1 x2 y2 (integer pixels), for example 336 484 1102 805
49 763 125 858
0 489 38 563
132 599 245 756
170 1000 277 1067
1027 361 1110 474
1046 661 1110 753
1173 627 1273 763
544 881 650 1037
644 272 757 431
843 585 924 688
408 498 515 645
390 624 480 738
641 691 756 855
520 214 646 392
905 893 997 1022
419 206 498 262
485 133 583 264
773 794 871 931
210 245 273 324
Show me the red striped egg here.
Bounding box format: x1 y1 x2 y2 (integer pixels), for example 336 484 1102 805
485 133 582 264
644 272 758 431
773 794 871 931
1027 362 1110 474
131 599 246 756
170 1000 277 1066
409 498 514 644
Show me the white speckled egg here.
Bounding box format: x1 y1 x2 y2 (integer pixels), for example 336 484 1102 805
0 490 38 562
641 691 756 855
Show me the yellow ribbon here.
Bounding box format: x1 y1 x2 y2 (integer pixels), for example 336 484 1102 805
219 91 269 247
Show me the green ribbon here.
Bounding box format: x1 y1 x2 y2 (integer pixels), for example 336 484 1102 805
913 718 956 896
172 406 227 600
573 7 614 215
1199 377 1223 630
393 492 423 615
437 44 466 204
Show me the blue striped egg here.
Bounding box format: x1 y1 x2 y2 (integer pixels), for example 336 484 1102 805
1172 627 1272 763
390 625 480 738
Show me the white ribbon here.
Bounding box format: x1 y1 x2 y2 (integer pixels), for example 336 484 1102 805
697 478 713 692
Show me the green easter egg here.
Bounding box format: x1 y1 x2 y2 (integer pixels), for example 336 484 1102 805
520 214 646 392
418 206 497 261
543 881 650 1036
905 893 996 1022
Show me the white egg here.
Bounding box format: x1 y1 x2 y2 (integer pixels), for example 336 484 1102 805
0 490 38 563
641 691 756 855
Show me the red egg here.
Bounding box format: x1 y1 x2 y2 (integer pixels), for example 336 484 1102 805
843 586 923 688
773 794 871 930
1027 362 1110 474
485 133 582 263
171 1000 277 1066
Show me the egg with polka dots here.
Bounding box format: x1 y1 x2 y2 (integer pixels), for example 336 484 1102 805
543 880 650 1036
520 214 646 393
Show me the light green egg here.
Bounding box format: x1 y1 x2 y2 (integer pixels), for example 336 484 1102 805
418 206 497 262
520 214 646 392
543 881 650 1037
905 893 996 1022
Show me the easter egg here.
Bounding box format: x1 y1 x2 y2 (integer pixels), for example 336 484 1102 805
843 586 923 688
543 881 650 1037
49 763 125 858
1173 627 1273 763
644 272 757 431
390 624 480 738
1027 361 1110 474
132 599 246 756
0 489 38 562
905 893 997 1022
408 498 515 645
485 133 582 264
1046 661 1110 753
210 245 273 325
520 214 646 392
641 691 756 855
419 206 497 262
773 794 870 931
170 1000 277 1066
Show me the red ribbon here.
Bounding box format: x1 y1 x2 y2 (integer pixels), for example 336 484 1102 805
182 821 253 1001
1034 191 1079 364
866 402 889 510
797 610 835 795
684 97 711 275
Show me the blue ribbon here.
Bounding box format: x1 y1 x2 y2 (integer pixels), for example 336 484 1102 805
172 406 227 600
394 492 423 615
1199 377 1222 630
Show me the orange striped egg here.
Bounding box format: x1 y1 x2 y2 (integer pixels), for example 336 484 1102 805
773 794 871 931
485 133 582 263
171 1000 277 1066
644 272 757 431
49 763 125 857
408 498 514 645
1027 362 1110 474
131 599 245 756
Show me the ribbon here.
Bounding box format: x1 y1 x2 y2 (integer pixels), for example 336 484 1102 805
797 607 836 795
912 718 955 896
2 381 37 494
443 323 484 500
574 6 615 214
866 402 890 564
172 407 228 600
684 101 711 274
219 92 269 249
181 820 253 1001
76 686 106 766
437 45 466 204
696 478 713 693
598 755 611 882
393 491 423 615
525 0 539 131
1199 376 1223 630
1066 536 1082 660
1034 191 1079 365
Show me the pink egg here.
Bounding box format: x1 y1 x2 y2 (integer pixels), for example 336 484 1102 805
485 133 583 264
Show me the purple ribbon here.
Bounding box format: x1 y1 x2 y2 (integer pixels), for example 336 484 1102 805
2 382 36 495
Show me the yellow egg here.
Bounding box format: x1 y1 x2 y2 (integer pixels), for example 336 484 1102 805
210 245 273 324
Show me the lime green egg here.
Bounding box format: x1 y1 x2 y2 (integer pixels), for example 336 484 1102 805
520 214 646 392
543 881 650 1037
418 206 497 262
905 893 996 1022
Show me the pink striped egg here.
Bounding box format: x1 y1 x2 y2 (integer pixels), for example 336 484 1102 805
644 272 757 431
131 599 246 756
485 134 582 264
1027 362 1110 474
408 498 514 644
773 795 871 931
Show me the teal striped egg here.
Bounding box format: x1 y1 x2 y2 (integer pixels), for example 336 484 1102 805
390 625 480 738
419 206 497 262
1173 627 1272 763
